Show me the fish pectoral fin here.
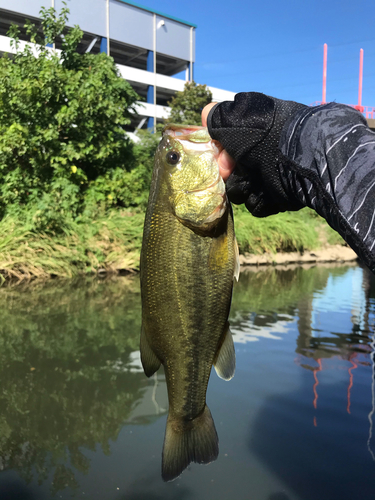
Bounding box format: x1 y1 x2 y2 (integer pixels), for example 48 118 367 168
234 236 240 282
140 324 161 377
213 322 236 381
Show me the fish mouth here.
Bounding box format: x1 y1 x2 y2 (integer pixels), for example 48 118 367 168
204 199 227 224
186 175 224 195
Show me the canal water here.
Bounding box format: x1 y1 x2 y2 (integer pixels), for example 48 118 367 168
0 263 374 500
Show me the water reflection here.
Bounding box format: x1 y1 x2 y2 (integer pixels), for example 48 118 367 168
0 278 167 495
231 264 373 359
0 264 374 499
233 264 375 500
231 265 375 421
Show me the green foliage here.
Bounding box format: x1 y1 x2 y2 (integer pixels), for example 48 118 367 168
0 206 345 281
325 222 346 245
0 4 140 232
232 205 345 256
233 206 321 254
167 81 212 125
84 129 160 212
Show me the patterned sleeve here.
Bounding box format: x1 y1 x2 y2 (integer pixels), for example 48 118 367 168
280 103 375 272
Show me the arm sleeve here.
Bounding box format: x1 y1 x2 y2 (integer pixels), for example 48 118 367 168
280 103 375 272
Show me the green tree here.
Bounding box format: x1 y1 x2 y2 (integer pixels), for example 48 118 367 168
0 4 140 232
167 81 212 125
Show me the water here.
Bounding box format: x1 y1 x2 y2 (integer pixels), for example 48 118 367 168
0 263 374 500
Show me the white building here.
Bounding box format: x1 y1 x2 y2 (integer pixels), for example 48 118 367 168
0 0 236 129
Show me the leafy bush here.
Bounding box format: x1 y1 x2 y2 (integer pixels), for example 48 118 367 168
0 4 141 232
83 129 160 214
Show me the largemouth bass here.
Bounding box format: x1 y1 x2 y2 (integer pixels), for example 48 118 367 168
140 124 239 482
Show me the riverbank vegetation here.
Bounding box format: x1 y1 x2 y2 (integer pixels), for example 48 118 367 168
0 206 343 281
0 5 345 281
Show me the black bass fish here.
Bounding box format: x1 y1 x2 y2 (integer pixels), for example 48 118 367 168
140 124 239 482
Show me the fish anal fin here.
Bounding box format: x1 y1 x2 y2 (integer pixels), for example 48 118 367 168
213 322 236 381
140 324 161 377
162 405 218 482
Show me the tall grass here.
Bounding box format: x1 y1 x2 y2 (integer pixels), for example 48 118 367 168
0 206 344 281
0 211 144 281
233 206 344 254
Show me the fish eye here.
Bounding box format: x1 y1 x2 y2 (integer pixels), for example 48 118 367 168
166 151 180 165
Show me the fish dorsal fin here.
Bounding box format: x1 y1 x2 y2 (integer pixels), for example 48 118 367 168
234 237 240 282
140 324 161 377
213 323 235 381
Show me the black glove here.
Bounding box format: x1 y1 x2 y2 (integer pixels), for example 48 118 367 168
207 92 308 217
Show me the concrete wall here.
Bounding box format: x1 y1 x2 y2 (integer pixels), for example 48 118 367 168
56 0 107 37
109 0 153 50
155 16 193 61
1 0 50 19
6 0 195 60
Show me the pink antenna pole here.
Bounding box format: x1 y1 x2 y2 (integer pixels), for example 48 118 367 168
358 48 363 108
322 43 327 104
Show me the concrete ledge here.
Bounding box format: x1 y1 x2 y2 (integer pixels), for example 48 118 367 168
239 245 358 266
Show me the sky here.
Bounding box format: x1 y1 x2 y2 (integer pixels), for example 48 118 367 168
137 0 375 108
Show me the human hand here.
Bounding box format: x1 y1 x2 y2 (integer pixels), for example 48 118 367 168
202 103 236 182
203 92 308 217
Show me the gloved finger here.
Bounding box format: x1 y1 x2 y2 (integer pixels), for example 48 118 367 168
225 163 254 205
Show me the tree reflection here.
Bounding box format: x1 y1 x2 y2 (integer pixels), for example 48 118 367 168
231 264 341 318
0 277 166 494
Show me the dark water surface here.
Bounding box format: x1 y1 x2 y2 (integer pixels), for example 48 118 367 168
0 263 375 500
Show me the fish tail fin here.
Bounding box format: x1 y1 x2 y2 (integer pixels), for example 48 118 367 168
162 405 218 482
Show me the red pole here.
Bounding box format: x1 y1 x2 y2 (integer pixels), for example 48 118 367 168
358 48 364 108
322 43 327 104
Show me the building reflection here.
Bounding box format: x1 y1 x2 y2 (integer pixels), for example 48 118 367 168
292 265 375 454
231 263 375 450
